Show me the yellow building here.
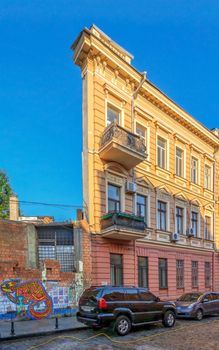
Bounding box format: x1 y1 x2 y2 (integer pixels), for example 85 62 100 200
72 25 219 299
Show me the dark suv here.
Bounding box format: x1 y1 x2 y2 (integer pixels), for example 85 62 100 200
77 286 176 335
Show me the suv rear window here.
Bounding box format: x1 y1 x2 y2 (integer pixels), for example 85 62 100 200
81 288 102 300
103 288 125 301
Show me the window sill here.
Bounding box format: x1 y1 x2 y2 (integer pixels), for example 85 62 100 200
190 181 201 188
155 165 171 175
156 229 172 234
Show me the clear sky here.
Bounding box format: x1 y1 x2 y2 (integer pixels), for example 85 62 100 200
1 0 219 221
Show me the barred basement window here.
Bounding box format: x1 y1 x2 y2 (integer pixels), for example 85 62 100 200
38 227 74 272
176 259 184 288
192 261 198 288
205 262 211 288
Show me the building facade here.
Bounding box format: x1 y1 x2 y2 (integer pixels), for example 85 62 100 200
72 25 219 299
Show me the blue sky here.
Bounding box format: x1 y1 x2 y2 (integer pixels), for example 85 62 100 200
1 0 219 220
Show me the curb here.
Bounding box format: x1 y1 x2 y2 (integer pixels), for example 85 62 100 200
0 325 88 342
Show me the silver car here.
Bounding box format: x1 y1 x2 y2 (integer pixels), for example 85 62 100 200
176 292 219 320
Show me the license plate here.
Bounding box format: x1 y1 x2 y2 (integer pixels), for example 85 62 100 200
81 306 94 312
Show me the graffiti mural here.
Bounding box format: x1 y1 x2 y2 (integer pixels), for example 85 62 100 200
0 279 53 320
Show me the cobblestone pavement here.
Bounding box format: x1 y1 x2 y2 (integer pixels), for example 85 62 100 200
1 316 219 350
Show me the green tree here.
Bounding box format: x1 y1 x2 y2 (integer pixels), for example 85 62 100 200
0 171 13 219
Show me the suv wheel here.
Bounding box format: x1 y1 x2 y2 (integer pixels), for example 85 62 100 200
162 310 176 327
114 315 131 336
195 309 203 321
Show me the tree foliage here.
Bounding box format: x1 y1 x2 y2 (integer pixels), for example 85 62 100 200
0 171 13 219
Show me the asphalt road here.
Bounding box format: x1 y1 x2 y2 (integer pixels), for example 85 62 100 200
1 317 219 350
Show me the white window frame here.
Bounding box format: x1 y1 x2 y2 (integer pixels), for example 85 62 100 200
105 99 124 127
204 164 212 191
157 135 169 170
135 120 150 160
175 146 184 178
191 156 199 184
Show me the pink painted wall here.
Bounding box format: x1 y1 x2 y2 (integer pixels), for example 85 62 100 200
91 236 215 300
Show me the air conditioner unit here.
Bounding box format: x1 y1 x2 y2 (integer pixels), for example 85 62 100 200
186 228 194 238
125 181 137 194
171 232 180 242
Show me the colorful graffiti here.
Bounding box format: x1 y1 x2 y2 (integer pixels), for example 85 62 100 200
0 279 53 320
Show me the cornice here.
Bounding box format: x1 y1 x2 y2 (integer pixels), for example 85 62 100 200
72 26 219 148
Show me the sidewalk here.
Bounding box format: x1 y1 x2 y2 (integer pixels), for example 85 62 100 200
0 316 88 341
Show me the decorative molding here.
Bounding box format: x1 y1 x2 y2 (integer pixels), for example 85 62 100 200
103 83 128 104
173 133 189 145
104 162 128 177
134 106 154 121
154 120 173 134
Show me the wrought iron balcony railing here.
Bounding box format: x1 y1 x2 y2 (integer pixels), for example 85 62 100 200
100 122 146 154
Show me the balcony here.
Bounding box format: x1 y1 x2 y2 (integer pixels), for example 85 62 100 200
100 212 147 240
99 122 147 170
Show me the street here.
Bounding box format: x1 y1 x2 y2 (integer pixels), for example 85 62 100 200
1 317 219 350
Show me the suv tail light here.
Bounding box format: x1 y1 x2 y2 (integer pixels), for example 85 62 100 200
98 298 107 310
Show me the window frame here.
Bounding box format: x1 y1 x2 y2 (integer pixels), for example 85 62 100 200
157 200 168 231
107 183 122 213
176 206 184 235
157 136 167 169
204 216 212 240
191 261 198 288
191 210 199 237
138 256 149 288
175 147 184 177
191 156 199 184
136 194 148 226
176 259 184 289
205 262 211 288
110 253 123 286
204 164 212 191
105 100 124 127
159 258 168 289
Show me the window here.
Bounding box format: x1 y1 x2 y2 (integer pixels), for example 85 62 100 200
136 194 148 226
110 254 123 286
136 123 147 145
159 258 168 289
191 157 198 184
157 137 166 169
139 290 157 301
176 260 184 288
204 165 212 190
138 257 148 288
108 184 121 212
205 262 211 288
38 227 74 272
176 148 183 177
103 288 124 301
157 201 167 231
176 207 184 234
192 261 198 288
124 288 139 301
204 216 211 240
191 211 198 237
107 105 120 126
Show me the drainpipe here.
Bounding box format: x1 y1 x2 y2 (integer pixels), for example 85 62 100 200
131 71 147 133
213 156 217 291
